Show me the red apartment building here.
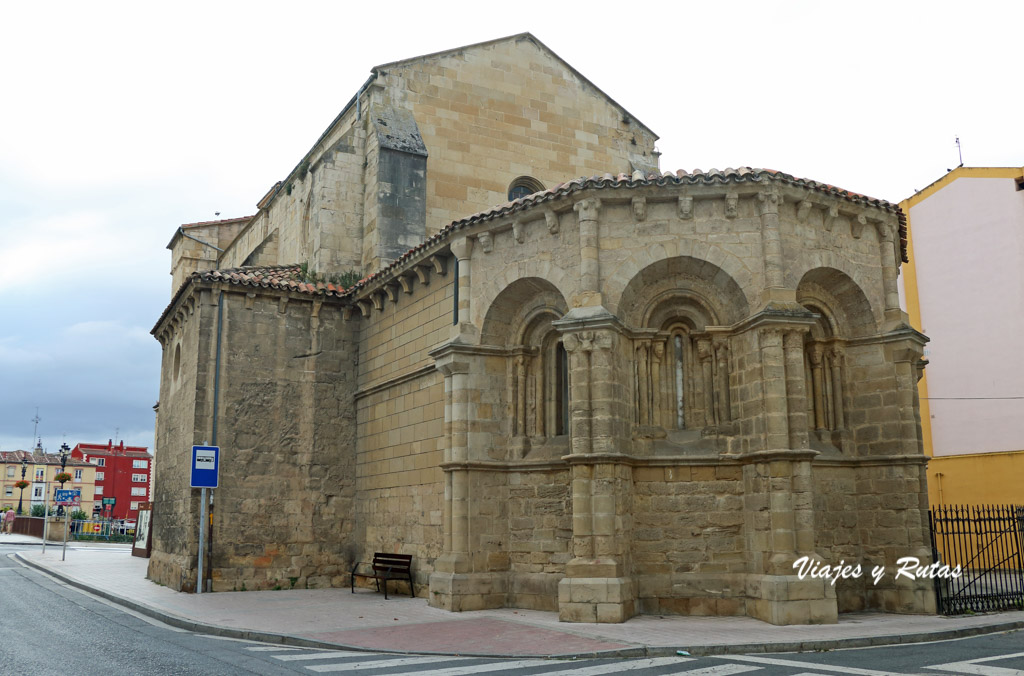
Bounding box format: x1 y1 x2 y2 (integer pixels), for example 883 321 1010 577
71 441 152 521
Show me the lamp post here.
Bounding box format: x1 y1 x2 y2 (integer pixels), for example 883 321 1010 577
16 456 28 515
56 444 70 517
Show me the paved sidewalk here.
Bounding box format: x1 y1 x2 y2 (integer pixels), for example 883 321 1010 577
8 544 1024 658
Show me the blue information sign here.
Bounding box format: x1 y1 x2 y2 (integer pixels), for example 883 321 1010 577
55 489 82 506
190 445 220 488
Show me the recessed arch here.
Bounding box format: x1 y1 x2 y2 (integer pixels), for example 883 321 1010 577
618 256 749 330
797 267 877 338
481 277 568 348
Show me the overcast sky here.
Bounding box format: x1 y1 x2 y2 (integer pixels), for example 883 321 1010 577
1 1 1020 455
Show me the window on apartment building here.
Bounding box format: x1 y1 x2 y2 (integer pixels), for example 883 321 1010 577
96 458 105 467
33 487 42 498
5 466 13 477
130 501 140 511
132 473 147 482
96 472 104 481
94 486 103 496
132 460 148 469
4 487 11 497
131 487 146 496
35 469 44 480
74 469 82 481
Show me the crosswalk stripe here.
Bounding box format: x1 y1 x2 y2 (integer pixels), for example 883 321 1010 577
306 655 463 672
925 651 1024 676
519 656 695 676
681 666 762 675
272 650 369 662
385 658 557 676
244 646 300 651
715 655 902 676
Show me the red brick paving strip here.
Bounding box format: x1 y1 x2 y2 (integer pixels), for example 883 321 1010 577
307 617 634 655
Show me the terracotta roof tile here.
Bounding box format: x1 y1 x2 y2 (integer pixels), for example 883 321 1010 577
344 167 908 296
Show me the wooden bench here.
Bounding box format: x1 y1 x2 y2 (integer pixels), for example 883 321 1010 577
350 553 414 599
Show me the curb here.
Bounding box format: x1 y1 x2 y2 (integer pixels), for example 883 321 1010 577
13 553 1024 659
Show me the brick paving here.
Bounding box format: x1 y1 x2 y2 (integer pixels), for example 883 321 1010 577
8 539 1024 657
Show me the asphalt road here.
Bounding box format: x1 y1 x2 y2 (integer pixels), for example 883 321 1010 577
3 543 1024 675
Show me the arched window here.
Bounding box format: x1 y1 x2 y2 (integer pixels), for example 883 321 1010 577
507 176 544 202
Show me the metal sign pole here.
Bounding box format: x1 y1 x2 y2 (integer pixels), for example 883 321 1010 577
41 482 50 554
61 506 69 561
197 487 207 594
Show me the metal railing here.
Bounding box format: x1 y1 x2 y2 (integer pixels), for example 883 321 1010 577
929 504 1024 615
69 520 136 542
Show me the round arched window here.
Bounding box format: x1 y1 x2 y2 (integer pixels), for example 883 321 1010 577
507 176 544 202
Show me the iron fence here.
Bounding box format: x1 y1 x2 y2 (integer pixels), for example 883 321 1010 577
929 504 1024 615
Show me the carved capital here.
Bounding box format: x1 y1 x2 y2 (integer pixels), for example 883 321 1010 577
783 330 805 351
715 341 730 362
697 337 714 361
512 220 525 244
757 189 779 216
652 341 665 360
631 196 647 222
476 231 493 254
450 236 472 261
678 195 693 219
829 345 845 363
809 343 824 368
573 197 601 222
875 219 896 243
545 209 559 234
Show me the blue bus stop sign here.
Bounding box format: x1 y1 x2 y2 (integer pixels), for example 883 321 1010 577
190 446 219 488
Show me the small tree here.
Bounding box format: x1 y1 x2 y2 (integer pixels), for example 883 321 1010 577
69 509 89 521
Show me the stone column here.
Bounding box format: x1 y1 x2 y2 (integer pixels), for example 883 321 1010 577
651 340 664 428
758 188 786 303
829 346 845 430
783 331 809 449
450 236 472 326
558 326 635 623
429 346 506 611
876 221 910 329
809 343 827 431
635 342 650 425
573 198 602 307
716 341 731 424
741 449 835 625
759 329 789 450
698 338 716 427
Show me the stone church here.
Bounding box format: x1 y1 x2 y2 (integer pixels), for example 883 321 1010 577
151 33 935 625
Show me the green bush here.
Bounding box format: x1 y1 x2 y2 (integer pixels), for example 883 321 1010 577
30 504 56 517
69 509 89 521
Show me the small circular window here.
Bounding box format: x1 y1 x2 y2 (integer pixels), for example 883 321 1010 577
507 176 544 202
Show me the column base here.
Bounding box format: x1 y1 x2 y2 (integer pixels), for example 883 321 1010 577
428 571 507 612
558 558 635 623
745 573 838 625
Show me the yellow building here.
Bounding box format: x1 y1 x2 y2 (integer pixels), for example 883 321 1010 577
899 166 1024 506
1 446 97 515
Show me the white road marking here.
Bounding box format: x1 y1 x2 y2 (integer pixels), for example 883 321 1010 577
515 656 695 676
716 654 906 675
243 645 301 651
272 650 367 661
306 655 461 672
680 665 762 675
384 658 556 676
925 650 1024 675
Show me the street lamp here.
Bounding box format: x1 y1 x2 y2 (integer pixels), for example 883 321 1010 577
16 456 28 515
55 443 71 517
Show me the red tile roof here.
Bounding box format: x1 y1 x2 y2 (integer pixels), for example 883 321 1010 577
345 167 908 295
154 167 907 334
